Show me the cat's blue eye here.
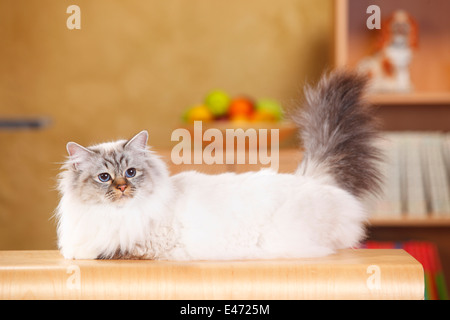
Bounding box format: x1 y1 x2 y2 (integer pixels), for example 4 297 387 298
125 168 136 178
98 173 111 182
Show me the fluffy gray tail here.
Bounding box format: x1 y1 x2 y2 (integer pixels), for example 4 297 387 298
292 70 383 199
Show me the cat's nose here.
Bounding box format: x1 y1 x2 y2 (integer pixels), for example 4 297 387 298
116 184 127 192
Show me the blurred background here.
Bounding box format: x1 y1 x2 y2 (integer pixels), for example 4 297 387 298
2 0 450 299
0 0 333 250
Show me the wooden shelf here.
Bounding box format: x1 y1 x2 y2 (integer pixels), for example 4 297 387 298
333 0 450 241
334 0 450 96
0 249 424 300
370 217 450 227
368 92 450 106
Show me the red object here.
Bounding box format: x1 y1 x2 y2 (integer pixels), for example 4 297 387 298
362 240 448 300
228 97 254 119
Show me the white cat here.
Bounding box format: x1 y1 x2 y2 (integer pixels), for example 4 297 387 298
56 70 382 260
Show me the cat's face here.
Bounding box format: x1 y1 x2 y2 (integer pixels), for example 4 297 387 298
64 131 158 205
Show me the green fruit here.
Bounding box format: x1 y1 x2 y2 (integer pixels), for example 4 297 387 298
204 90 231 117
256 99 283 121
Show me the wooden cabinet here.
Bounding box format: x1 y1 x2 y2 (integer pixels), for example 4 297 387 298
334 0 450 292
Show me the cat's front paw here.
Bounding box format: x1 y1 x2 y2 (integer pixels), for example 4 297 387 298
59 247 99 260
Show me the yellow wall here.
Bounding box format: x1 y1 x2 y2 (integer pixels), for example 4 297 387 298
0 0 333 249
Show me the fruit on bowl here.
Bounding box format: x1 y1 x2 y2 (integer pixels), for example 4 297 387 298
204 90 231 117
183 104 213 123
181 91 295 148
255 99 283 121
228 97 254 121
183 90 284 124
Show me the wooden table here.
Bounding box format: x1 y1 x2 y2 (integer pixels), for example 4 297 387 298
0 249 423 299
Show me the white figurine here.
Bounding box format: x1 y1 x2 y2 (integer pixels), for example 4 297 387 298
358 10 418 93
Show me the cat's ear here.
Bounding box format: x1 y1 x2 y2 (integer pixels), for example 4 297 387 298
124 130 148 150
66 142 94 170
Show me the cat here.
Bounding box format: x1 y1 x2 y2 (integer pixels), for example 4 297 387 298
56 70 382 260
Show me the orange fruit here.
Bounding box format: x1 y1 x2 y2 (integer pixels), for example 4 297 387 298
184 105 213 123
228 98 254 119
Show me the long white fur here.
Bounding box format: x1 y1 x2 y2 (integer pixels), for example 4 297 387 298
57 70 379 261
56 139 367 260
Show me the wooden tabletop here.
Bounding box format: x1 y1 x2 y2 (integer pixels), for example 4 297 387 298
0 249 424 300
